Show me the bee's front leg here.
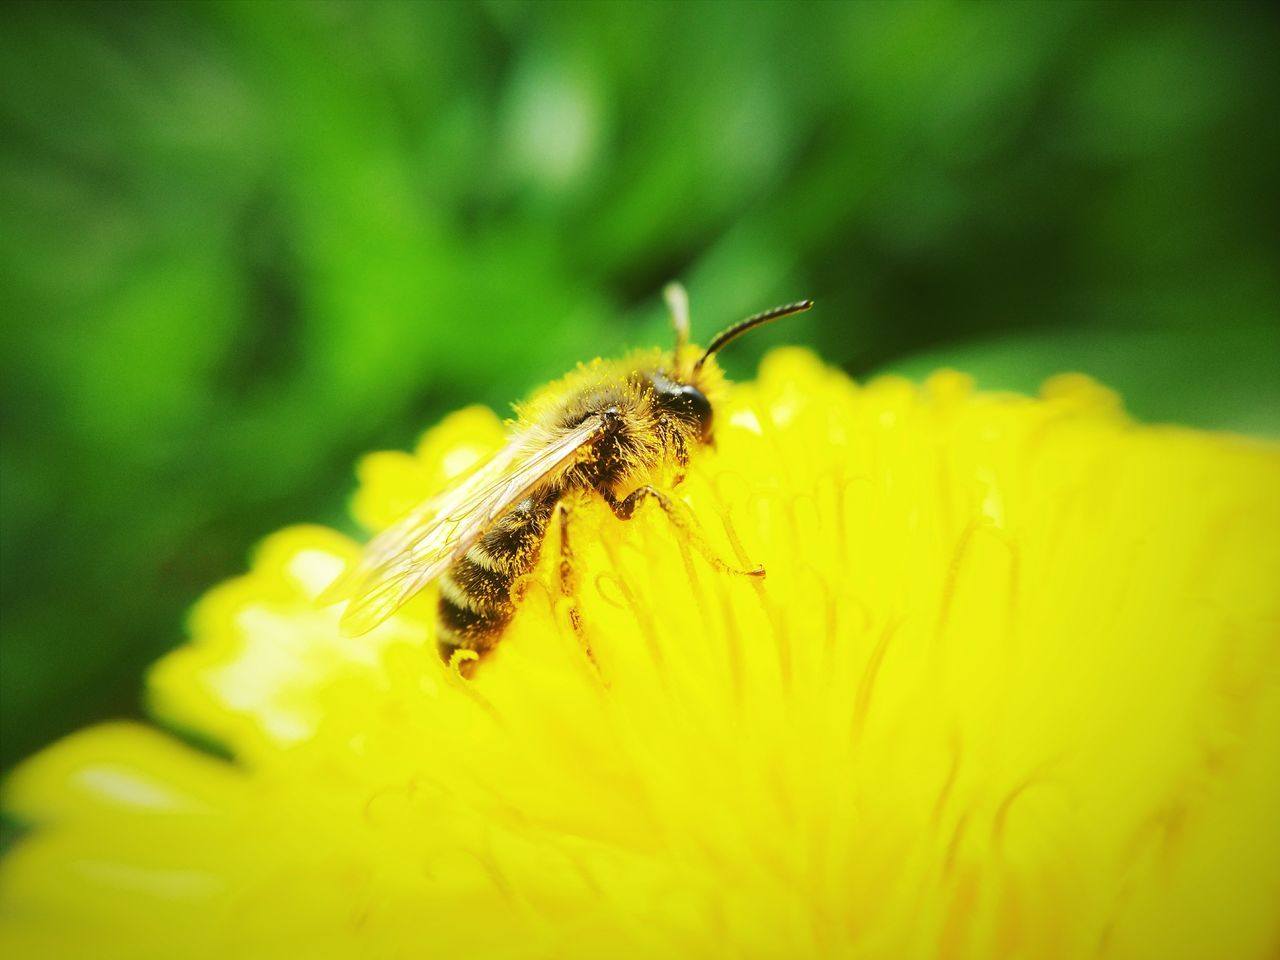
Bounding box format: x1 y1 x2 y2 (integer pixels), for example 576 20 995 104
674 434 690 479
556 501 600 674
605 487 765 579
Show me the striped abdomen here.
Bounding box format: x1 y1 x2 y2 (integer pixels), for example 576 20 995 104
436 488 558 667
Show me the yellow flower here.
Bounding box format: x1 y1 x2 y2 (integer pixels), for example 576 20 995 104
3 349 1279 959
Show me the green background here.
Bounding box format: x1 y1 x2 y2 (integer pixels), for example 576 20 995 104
1 0 1277 773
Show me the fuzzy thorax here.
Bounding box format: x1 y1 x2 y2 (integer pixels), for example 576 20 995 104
515 347 728 499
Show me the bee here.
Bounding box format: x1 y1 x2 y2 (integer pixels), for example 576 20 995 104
327 284 812 672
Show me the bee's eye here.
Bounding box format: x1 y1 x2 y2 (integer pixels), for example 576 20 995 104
673 384 713 442
650 372 715 442
678 385 711 424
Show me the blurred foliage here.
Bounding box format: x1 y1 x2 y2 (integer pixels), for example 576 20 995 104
1 0 1277 772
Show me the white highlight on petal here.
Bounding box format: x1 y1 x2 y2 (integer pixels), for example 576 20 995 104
74 860 225 899
729 409 763 435
976 467 1006 527
74 765 204 813
212 600 415 746
287 549 347 598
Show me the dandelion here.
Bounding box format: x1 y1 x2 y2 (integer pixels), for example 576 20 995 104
3 349 1278 959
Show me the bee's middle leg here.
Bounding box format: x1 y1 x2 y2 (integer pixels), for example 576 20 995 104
606 486 765 578
556 502 598 669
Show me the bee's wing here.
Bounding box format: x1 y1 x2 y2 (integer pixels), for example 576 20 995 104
323 440 525 606
333 414 608 637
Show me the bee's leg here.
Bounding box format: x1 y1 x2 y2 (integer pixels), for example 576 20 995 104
605 486 765 578
671 436 689 488
556 502 599 670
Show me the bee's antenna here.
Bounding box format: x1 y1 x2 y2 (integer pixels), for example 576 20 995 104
664 282 691 361
694 299 814 374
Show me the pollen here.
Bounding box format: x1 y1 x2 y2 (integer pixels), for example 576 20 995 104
3 349 1279 960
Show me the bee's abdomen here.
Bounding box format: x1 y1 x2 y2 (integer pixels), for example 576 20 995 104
436 490 557 667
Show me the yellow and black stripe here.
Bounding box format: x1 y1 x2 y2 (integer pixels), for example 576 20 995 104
436 488 559 665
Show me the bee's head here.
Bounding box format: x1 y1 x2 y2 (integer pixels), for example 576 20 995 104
650 371 715 444
651 283 813 448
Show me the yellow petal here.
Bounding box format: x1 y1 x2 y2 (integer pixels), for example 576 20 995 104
4 349 1279 959
147 525 433 763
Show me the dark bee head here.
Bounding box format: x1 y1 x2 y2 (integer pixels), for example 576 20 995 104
650 371 714 444
646 284 813 450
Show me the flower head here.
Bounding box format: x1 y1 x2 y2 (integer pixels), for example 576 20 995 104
3 349 1279 959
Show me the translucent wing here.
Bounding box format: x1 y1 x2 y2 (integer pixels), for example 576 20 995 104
333 415 607 636
323 440 525 604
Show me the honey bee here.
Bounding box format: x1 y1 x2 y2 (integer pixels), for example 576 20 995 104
327 284 812 671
